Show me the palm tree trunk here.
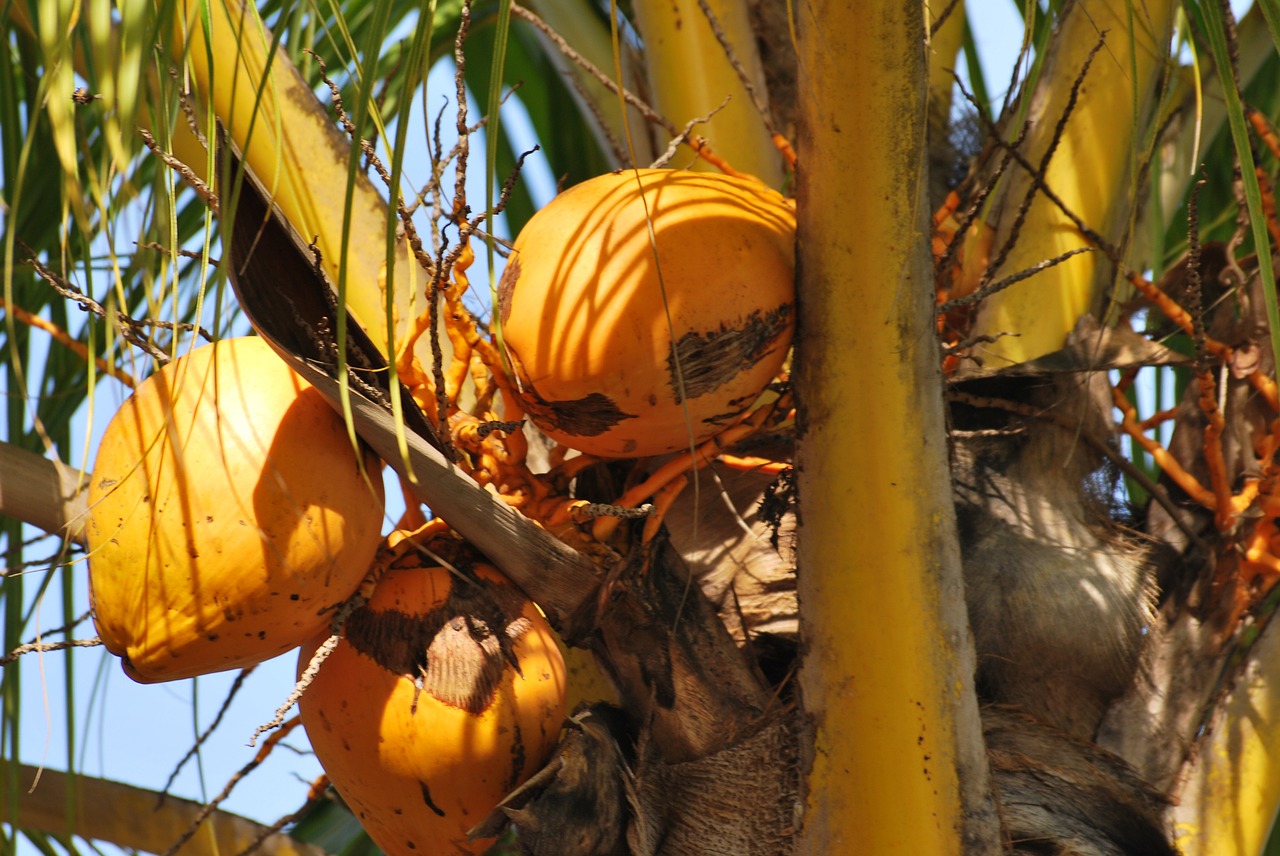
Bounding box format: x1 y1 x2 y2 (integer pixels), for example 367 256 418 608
792 2 999 852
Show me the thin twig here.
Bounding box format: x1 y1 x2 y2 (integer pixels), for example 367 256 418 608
159 666 257 803
940 75 1032 280
307 49 466 462
562 67 629 164
22 248 108 318
981 36 1108 286
234 774 330 856
1 637 102 667
126 317 212 339
139 128 219 214
21 611 94 641
1219 0 1242 91
1186 177 1236 530
403 111 493 218
160 718 304 856
134 241 221 270
510 4 678 137
428 242 455 454
1185 177 1209 364
929 0 963 37
959 80 1121 267
465 146 538 236
418 95 451 228
246 581 371 747
475 418 523 439
171 66 209 151
940 331 1016 358
570 502 655 522
22 247 174 363
941 247 1095 311
651 99 732 169
452 2 473 227
0 296 137 386
248 638 336 748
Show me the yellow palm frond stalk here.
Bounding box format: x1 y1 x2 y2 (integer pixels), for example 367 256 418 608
2 761 327 856
169 0 427 361
793 1 997 852
965 0 1176 368
1172 616 1280 856
927 0 965 149
631 0 785 186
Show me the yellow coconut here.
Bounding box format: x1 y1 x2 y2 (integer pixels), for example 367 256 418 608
299 561 566 855
87 337 385 683
498 168 795 458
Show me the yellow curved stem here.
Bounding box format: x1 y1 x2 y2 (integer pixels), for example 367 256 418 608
2 762 328 856
631 0 785 186
927 0 965 139
168 0 442 367
1173 622 1280 856
967 0 1176 367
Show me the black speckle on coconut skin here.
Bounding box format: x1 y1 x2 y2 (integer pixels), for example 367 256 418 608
505 347 638 437
496 255 521 327
419 781 446 817
542 392 638 437
668 304 793 403
342 575 532 715
505 721 526 792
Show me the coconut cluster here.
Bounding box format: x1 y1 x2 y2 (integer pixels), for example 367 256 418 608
85 165 795 855
85 337 565 854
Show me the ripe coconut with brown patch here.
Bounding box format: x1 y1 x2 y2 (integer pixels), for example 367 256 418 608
86 337 385 683
298 557 566 855
498 168 795 458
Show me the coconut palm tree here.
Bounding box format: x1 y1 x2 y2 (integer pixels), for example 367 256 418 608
2 0 1279 854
